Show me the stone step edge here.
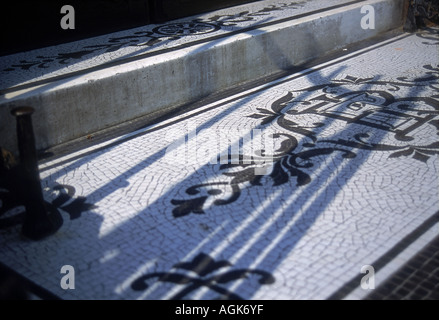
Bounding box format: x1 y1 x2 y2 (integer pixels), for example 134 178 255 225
0 0 406 157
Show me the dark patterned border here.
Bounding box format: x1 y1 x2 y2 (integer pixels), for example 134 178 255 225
328 211 439 299
2 1 307 73
131 252 275 299
170 64 439 217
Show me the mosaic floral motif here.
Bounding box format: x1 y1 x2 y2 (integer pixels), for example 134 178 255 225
153 21 220 36
131 253 275 300
2 1 306 72
171 64 439 217
208 1 306 26
416 26 439 45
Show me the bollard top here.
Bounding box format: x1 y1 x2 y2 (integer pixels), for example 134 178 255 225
11 106 35 117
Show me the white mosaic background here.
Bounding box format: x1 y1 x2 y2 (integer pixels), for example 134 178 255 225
0 27 438 300
0 0 357 91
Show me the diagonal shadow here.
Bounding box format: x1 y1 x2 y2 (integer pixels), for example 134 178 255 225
0 0 315 94
119 59 437 299
1 22 438 300
62 65 437 299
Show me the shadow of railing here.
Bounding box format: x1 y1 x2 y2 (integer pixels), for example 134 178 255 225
0 0 312 94
1 20 438 301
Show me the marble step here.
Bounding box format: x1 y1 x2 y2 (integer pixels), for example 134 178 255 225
0 0 406 156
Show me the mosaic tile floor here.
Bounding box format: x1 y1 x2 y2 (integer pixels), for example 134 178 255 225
0 0 362 94
1 26 438 300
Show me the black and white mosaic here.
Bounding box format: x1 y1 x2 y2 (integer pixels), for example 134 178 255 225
131 253 275 300
0 26 438 300
0 0 358 91
171 64 439 217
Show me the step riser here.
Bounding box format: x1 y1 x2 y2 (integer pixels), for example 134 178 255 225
0 0 405 156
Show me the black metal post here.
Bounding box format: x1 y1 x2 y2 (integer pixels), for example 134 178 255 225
11 106 59 240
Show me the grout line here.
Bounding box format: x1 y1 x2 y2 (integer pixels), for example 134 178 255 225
38 31 410 172
328 212 439 300
0 0 367 94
